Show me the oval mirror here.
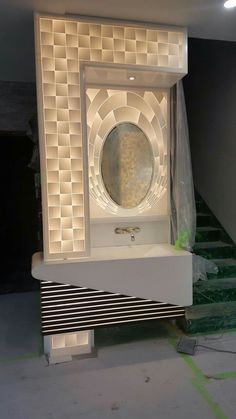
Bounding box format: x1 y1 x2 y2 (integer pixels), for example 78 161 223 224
101 123 154 209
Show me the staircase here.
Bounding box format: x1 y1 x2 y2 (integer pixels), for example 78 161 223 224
180 194 236 334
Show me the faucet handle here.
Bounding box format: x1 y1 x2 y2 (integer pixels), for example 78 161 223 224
126 226 140 234
114 226 141 234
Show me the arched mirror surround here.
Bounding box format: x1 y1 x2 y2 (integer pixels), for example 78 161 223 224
87 88 168 216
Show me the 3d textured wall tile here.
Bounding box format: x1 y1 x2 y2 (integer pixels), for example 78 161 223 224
35 14 186 261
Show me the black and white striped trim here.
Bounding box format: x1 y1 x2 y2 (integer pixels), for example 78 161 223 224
41 280 185 335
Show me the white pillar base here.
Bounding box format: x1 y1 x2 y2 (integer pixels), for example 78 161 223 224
44 330 94 364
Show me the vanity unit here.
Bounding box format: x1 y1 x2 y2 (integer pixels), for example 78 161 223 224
32 14 192 362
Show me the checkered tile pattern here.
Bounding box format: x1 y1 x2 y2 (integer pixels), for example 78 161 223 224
36 15 186 261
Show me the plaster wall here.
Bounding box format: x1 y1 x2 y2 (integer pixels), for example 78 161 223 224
184 38 236 243
0 81 36 131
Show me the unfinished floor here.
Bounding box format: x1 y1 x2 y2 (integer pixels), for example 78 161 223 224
0 292 236 419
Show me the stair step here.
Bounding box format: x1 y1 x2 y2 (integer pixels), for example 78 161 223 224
195 191 202 201
197 226 221 231
196 277 236 290
193 277 236 305
196 226 221 242
180 301 236 333
179 192 236 334
208 258 236 278
196 201 209 213
179 315 236 334
186 300 236 318
197 213 215 227
194 241 235 259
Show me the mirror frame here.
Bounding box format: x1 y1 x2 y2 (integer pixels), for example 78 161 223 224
86 88 168 216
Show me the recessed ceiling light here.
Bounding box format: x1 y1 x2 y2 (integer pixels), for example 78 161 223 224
128 76 136 81
224 0 236 8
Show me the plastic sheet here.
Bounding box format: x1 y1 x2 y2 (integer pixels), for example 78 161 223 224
193 254 219 283
170 81 196 251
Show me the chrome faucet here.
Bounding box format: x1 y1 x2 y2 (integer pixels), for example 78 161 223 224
115 226 141 242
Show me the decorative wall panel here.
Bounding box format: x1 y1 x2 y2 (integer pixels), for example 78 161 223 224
35 14 187 261
86 88 167 215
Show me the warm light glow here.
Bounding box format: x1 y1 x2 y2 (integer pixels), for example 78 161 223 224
35 14 187 261
86 88 168 216
128 76 136 80
224 0 236 8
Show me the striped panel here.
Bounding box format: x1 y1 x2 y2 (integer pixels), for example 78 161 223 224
41 280 185 335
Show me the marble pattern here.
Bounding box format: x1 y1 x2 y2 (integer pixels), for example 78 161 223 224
180 195 236 334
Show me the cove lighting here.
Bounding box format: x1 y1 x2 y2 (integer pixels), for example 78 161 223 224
224 0 236 8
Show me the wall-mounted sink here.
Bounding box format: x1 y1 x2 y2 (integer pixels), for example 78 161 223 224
32 244 192 306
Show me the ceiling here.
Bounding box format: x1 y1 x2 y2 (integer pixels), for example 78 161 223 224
1 0 236 82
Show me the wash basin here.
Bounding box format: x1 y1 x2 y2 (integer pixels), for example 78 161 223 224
32 244 192 306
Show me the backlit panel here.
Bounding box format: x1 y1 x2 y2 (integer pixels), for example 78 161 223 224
86 89 167 215
35 14 186 261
